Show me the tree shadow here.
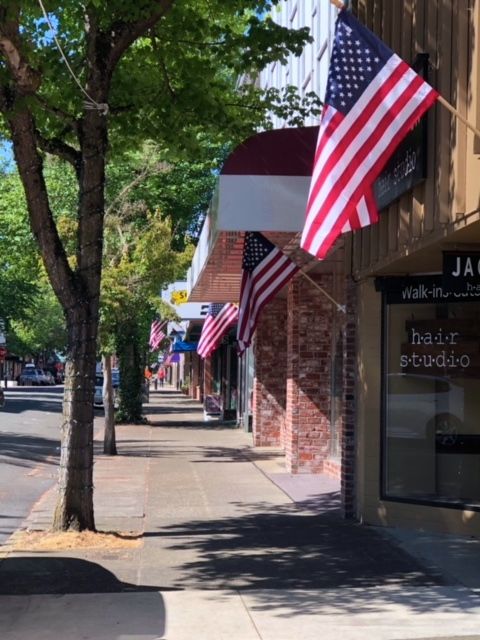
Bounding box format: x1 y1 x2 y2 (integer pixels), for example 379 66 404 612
147 405 203 415
0 556 167 639
0 433 59 467
0 555 173 596
148 419 233 429
144 501 457 603
1 395 63 415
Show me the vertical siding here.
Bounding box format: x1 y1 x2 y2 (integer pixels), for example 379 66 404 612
452 0 469 217
398 1 414 248
437 0 454 223
411 0 427 239
467 0 479 208
421 0 438 233
350 0 474 276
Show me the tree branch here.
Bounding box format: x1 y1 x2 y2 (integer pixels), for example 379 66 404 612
35 131 82 175
105 161 169 217
107 0 175 73
34 94 80 134
0 8 41 94
3 101 79 310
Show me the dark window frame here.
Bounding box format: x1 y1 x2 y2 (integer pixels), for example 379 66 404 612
379 280 480 513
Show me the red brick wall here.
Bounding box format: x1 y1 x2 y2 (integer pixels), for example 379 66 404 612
253 297 288 447
247 266 357 518
285 273 335 474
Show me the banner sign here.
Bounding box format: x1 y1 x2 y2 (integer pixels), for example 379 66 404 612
374 54 429 210
376 275 480 305
204 394 221 416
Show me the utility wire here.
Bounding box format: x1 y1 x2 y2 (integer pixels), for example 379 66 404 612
37 0 108 115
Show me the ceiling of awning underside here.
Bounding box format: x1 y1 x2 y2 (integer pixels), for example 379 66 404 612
188 231 299 302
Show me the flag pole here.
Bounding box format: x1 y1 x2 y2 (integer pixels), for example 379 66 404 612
328 0 480 141
299 270 346 313
437 95 480 141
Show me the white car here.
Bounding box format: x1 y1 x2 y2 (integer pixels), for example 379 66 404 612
94 370 120 408
18 368 44 386
37 369 55 385
386 373 464 440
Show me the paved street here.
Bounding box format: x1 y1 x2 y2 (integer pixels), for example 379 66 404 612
1 388 480 639
0 386 62 543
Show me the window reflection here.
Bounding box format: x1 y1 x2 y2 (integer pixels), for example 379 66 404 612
384 300 480 506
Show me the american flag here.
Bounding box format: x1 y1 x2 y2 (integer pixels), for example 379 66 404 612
237 232 299 355
301 9 438 260
197 303 239 359
149 319 166 351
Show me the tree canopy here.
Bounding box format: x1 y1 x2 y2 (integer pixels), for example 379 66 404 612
0 0 315 531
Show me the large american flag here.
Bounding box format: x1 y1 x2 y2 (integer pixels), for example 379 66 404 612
149 318 166 351
237 232 299 355
301 9 438 260
197 303 239 359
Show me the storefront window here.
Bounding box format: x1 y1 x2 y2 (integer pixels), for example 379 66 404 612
382 276 480 508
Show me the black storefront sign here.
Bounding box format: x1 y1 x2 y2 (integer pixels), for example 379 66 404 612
443 251 480 293
373 54 429 211
376 274 480 305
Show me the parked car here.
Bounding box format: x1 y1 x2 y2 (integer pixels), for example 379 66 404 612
94 370 120 408
40 370 56 385
18 368 44 386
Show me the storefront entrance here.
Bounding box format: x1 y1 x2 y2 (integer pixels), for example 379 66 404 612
379 275 480 510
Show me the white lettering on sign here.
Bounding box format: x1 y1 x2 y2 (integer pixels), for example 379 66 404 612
400 351 471 369
401 283 480 301
451 256 480 278
410 328 459 345
400 328 471 370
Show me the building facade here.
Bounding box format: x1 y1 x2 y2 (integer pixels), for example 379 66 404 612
350 0 480 535
188 0 480 534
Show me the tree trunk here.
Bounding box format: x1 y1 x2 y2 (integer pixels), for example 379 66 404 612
0 4 172 532
116 320 145 424
103 354 117 455
52 305 98 531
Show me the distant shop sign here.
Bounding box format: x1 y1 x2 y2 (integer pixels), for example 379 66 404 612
443 251 480 293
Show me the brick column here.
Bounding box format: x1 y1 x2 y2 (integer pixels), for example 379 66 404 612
285 273 334 473
341 275 357 518
252 297 288 447
191 354 201 401
203 357 213 396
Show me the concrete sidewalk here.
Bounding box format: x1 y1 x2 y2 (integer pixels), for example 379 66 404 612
1 389 480 639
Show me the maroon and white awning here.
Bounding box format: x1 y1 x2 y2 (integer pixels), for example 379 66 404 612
188 126 318 302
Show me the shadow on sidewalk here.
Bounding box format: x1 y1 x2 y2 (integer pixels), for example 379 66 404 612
144 501 451 596
147 406 202 415
0 556 176 597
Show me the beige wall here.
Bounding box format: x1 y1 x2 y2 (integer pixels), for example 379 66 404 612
355 278 382 520
349 0 480 536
